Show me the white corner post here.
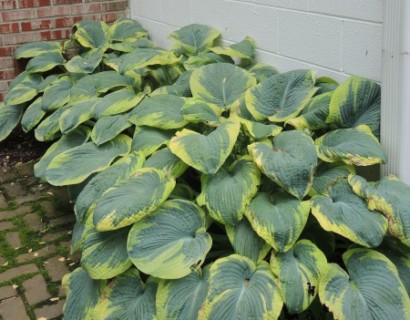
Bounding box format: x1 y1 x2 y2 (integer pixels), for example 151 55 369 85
381 0 410 184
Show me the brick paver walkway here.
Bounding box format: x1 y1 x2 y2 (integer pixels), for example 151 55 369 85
0 160 79 320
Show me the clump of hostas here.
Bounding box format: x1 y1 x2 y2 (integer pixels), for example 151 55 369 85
1 18 410 320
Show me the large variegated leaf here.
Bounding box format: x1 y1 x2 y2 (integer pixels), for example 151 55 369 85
0 103 24 142
240 118 282 140
65 48 103 74
319 249 410 320
4 72 42 105
14 41 61 59
154 70 193 97
311 162 356 195
59 99 99 134
248 130 317 199
315 125 387 165
245 70 317 122
91 114 132 146
190 63 256 110
197 156 260 225
157 267 210 320
81 226 132 280
129 94 188 129
169 121 240 175
271 240 327 314
378 238 410 295
108 18 148 42
35 104 71 141
62 268 106 320
93 88 144 118
316 76 339 94
211 36 255 61
245 191 310 252
326 76 381 134
143 147 188 178
74 152 145 221
311 179 387 247
70 71 132 103
74 20 108 49
198 255 283 320
26 51 64 73
37 74 58 92
94 168 175 231
349 174 410 246
181 100 221 126
21 97 46 132
34 126 90 180
183 52 233 71
287 92 332 130
45 134 131 186
247 63 279 82
169 24 220 56
225 217 270 263
42 75 72 111
127 199 212 279
132 126 175 156
94 270 157 320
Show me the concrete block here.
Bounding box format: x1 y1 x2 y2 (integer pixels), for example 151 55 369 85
131 0 162 21
161 0 192 26
244 0 308 11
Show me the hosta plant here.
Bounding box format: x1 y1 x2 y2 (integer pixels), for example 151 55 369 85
2 18 410 320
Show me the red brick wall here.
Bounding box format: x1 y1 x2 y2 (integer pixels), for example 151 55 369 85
0 0 129 102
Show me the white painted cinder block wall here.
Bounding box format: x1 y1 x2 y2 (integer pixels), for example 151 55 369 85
130 0 383 82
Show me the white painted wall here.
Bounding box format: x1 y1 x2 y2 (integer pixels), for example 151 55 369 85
130 0 383 82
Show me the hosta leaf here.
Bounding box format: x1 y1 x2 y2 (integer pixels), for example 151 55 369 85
287 92 332 130
245 191 310 252
94 269 157 320
143 147 188 178
198 255 283 320
81 226 132 280
26 51 64 73
190 63 256 110
129 94 188 129
0 103 24 142
21 97 46 132
93 88 144 118
127 199 212 279
34 126 90 180
248 130 317 199
240 118 282 140
94 168 175 231
316 76 338 94
154 70 193 97
181 100 221 126
327 76 381 134
247 63 279 82
311 179 388 247
65 48 103 74
108 18 148 42
225 217 270 263
349 174 410 246
271 240 327 314
4 72 42 105
183 52 233 70
315 125 387 165
59 99 99 134
62 267 106 320
319 249 410 320
169 24 221 56
42 75 72 111
37 74 59 92
109 38 153 52
211 36 255 61
197 156 261 225
245 70 317 122
157 267 210 320
74 20 108 49
35 104 71 141
169 121 240 175
45 134 131 186
74 152 145 221
132 126 175 156
378 238 410 295
70 71 132 103
311 162 356 195
14 41 61 59
91 114 132 146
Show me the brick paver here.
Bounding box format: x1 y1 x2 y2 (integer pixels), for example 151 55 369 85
0 161 79 319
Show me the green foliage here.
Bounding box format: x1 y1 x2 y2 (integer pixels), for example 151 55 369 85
3 18 410 320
